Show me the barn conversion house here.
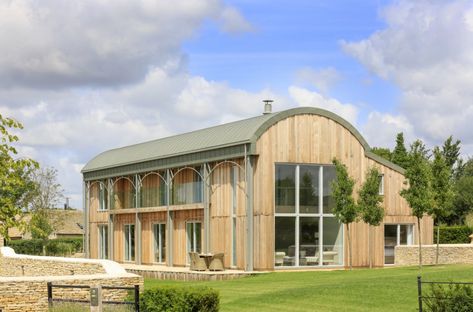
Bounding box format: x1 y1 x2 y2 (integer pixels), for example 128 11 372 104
82 105 433 271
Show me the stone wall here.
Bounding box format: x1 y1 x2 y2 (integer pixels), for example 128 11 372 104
0 274 143 312
395 244 473 266
0 247 143 312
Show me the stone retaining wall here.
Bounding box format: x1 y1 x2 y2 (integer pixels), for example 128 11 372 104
0 247 143 312
395 244 473 266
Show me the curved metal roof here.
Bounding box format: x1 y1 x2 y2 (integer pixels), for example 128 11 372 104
82 107 403 179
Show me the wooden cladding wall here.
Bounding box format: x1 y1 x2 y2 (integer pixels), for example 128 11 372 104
112 213 135 262
141 211 167 265
172 209 203 266
253 113 433 269
209 161 247 269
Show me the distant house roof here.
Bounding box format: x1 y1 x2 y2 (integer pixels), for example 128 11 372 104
82 107 404 180
8 209 84 240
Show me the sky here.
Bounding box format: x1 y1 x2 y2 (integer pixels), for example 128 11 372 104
1 0 473 208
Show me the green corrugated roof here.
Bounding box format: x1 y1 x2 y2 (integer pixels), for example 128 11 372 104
82 113 275 173
82 107 404 177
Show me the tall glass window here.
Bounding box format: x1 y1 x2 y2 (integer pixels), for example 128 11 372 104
172 168 203 205
124 224 135 262
231 166 238 267
98 224 108 259
98 181 108 211
274 164 343 267
384 224 414 264
186 221 202 263
141 173 166 208
153 223 166 263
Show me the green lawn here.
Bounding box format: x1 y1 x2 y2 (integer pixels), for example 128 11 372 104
144 265 473 312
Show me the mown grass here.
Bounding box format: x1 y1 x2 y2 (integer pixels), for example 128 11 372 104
144 265 473 312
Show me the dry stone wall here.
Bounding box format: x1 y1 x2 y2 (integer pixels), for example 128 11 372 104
395 244 473 265
0 247 143 312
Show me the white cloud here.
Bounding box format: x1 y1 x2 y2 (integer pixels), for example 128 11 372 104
0 0 252 89
294 67 341 95
218 6 254 33
362 112 415 149
342 0 473 146
288 86 358 125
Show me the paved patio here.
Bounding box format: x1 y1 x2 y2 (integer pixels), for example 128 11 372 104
121 263 267 281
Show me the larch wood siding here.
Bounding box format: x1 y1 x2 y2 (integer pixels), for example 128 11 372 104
141 211 167 265
88 183 109 259
172 209 203 266
253 114 433 269
208 160 247 269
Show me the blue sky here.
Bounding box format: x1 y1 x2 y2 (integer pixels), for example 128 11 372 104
184 0 399 118
1 0 472 208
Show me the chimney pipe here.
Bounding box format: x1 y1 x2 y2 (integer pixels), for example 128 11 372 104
263 100 273 115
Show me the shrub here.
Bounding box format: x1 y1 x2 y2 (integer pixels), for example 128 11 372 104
424 283 473 312
434 226 473 244
6 237 83 256
140 286 219 312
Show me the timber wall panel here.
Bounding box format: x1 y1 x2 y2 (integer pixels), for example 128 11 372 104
88 183 109 259
172 209 203 266
113 213 135 262
254 114 433 270
141 211 167 265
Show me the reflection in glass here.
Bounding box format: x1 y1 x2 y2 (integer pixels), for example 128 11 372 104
299 217 319 266
323 166 337 213
275 166 296 213
299 166 319 214
275 217 295 266
384 225 397 264
322 218 343 265
400 224 413 245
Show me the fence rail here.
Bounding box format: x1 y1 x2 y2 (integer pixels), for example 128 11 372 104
417 275 473 312
47 282 139 311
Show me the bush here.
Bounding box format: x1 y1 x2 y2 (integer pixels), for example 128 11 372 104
434 226 473 244
6 237 83 256
140 286 219 312
424 283 473 312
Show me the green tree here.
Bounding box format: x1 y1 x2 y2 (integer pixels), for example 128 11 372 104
371 147 392 162
28 167 65 241
391 133 410 169
400 140 434 269
358 167 384 269
0 114 38 241
331 158 358 270
30 209 53 240
442 136 461 174
430 147 454 264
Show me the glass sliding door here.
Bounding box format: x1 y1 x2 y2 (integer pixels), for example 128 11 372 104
186 221 202 263
124 224 135 262
275 217 296 266
98 224 108 259
384 224 414 264
153 223 166 263
274 164 343 268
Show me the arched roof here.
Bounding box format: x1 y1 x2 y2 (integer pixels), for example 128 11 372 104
82 107 403 180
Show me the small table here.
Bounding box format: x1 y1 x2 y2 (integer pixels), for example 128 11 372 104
199 253 214 268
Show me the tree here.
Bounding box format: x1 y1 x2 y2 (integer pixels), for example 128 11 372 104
28 167 65 240
430 147 454 264
331 158 358 270
0 114 38 241
358 167 384 269
442 136 461 175
371 147 392 162
391 133 410 169
400 140 434 269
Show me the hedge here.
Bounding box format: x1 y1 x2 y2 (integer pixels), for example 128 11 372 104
6 237 83 256
434 226 473 244
140 286 219 312
424 283 473 311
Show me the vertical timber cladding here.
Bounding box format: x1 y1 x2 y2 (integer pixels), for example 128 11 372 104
253 114 433 269
141 211 167 264
88 182 109 259
172 209 204 266
113 213 135 262
208 159 247 269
